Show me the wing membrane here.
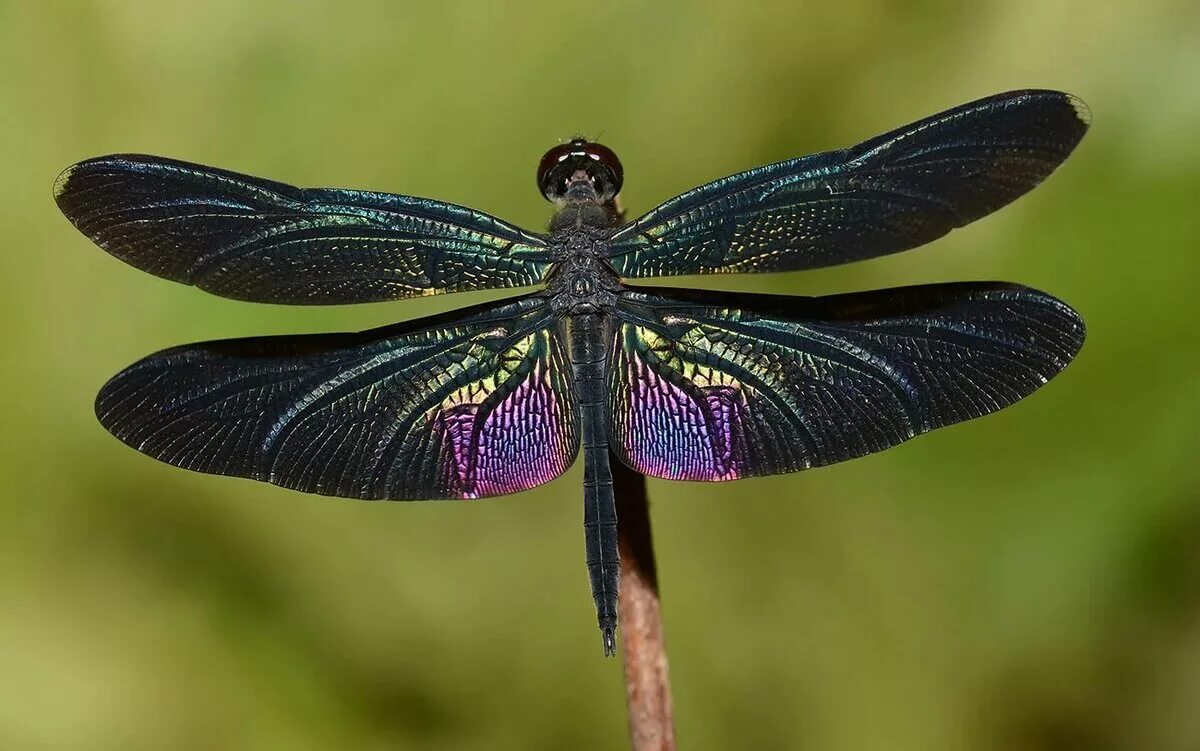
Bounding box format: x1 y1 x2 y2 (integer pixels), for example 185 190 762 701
95 295 578 499
609 90 1089 279
609 283 1084 481
56 154 552 304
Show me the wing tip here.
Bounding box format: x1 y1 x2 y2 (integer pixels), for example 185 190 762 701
93 367 136 439
985 89 1092 139
1004 282 1088 368
1062 297 1088 360
1000 89 1091 124
54 155 132 212
1062 92 1092 129
52 163 79 205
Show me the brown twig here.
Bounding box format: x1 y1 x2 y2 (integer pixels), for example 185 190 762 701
613 458 676 750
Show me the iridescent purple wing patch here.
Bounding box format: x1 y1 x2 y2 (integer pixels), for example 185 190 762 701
609 326 752 481
609 283 1085 482
95 295 579 500
425 325 578 498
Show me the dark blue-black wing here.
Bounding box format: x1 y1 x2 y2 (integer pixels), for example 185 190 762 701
608 90 1089 279
55 154 552 304
95 294 580 499
609 283 1084 481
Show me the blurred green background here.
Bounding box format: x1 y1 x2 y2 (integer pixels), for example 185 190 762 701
2 1 1198 749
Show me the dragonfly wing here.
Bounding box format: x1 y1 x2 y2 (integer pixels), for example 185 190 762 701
95 295 578 499
609 90 1089 278
55 154 552 304
609 283 1084 481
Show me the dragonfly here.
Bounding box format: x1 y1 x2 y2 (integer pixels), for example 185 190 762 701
56 89 1089 656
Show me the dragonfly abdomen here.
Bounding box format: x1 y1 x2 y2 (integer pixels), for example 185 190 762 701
570 312 620 656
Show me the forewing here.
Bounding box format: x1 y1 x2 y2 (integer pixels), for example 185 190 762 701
55 154 552 304
609 90 1089 278
95 295 578 499
609 283 1084 481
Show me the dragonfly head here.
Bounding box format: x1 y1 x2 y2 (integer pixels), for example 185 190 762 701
537 138 623 204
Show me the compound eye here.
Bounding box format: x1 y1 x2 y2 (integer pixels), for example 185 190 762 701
536 142 579 200
583 142 623 195
536 139 624 202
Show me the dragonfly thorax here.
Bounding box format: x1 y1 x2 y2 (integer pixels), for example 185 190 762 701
546 226 621 314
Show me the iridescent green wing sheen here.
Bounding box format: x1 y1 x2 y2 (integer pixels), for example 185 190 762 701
609 283 1084 481
95 295 578 499
55 154 551 304
608 90 1089 279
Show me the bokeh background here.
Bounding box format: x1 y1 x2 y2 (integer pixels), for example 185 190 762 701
2 2 1198 749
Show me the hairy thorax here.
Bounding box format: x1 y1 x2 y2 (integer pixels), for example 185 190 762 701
546 205 622 314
